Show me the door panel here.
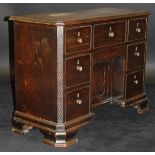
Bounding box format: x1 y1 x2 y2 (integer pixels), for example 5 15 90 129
92 61 110 107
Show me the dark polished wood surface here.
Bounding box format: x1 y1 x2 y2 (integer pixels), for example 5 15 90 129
66 87 90 121
94 21 126 48
14 22 57 122
125 70 144 99
8 8 150 148
66 54 91 88
9 8 149 25
128 18 147 41
127 43 145 71
66 26 91 53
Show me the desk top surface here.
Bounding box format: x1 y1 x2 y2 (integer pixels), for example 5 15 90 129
9 7 150 25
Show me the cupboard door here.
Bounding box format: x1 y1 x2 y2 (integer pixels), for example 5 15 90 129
92 61 110 107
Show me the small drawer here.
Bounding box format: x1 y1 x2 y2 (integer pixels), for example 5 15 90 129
66 87 90 121
66 54 90 88
127 43 145 70
93 21 126 48
125 70 144 99
65 26 91 54
128 18 147 41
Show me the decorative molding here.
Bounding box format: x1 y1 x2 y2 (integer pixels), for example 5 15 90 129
64 113 93 126
13 117 55 133
56 23 64 125
14 111 56 126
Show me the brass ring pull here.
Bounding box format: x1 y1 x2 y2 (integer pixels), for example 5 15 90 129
109 31 115 38
135 52 140 57
77 37 83 44
76 99 82 105
134 80 139 85
136 27 141 33
108 26 115 38
76 65 83 72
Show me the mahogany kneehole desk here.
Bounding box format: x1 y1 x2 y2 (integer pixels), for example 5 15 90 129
8 8 150 147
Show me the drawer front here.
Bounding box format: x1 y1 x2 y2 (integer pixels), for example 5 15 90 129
65 26 91 54
93 21 126 48
127 43 145 70
93 47 124 64
66 87 90 121
128 18 147 41
125 70 144 99
66 54 90 88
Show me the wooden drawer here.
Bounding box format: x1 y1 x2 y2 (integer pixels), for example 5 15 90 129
65 26 91 54
93 47 124 64
125 70 144 99
93 21 126 48
128 18 147 41
66 87 90 121
66 54 90 88
127 43 145 71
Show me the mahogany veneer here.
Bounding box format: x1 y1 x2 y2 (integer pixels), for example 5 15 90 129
8 8 150 147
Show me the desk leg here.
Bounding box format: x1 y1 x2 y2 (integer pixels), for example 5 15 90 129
12 119 33 136
41 130 78 148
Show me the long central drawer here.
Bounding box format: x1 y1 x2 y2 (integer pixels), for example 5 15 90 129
93 21 126 48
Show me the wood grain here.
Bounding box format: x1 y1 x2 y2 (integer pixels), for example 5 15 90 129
8 8 150 147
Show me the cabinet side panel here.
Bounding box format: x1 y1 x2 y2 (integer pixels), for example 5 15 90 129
14 22 57 122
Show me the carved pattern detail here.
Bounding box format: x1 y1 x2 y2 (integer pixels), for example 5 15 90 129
57 25 64 124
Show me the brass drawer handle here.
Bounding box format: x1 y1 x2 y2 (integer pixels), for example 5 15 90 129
136 27 141 33
134 46 140 57
77 31 83 44
109 31 115 38
76 99 82 105
108 26 115 38
76 59 83 72
76 65 83 72
134 80 139 85
77 37 83 44
136 22 141 33
135 52 140 57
